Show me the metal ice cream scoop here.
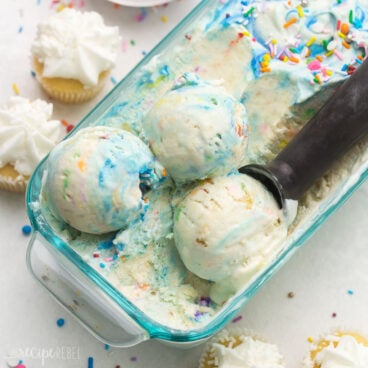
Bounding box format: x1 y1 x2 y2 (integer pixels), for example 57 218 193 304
240 58 368 209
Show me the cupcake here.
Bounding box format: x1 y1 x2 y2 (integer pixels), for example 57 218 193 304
31 8 120 103
0 97 63 192
198 327 285 368
303 331 368 367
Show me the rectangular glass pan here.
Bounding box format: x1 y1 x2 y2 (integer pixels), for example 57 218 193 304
26 0 368 346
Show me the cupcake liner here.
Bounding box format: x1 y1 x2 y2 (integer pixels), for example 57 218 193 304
0 164 28 193
33 58 109 104
198 327 284 368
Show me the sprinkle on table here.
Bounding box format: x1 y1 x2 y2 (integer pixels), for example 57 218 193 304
332 312 337 318
87 357 94 368
232 315 243 323
347 289 354 295
22 225 32 236
12 83 20 95
287 291 295 298
56 318 65 327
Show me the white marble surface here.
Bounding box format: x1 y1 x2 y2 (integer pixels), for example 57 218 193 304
1 1 368 367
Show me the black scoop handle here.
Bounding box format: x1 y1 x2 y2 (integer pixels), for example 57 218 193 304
264 58 368 200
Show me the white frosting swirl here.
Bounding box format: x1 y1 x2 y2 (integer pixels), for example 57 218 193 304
32 8 120 86
315 335 368 368
212 336 284 368
0 97 62 176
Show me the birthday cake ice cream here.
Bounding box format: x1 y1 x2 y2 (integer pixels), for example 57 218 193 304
38 0 368 331
174 174 287 304
143 73 248 183
43 126 165 234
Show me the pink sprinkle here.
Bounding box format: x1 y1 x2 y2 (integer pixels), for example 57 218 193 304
308 60 321 71
121 39 128 52
104 257 114 262
135 9 148 22
334 49 344 61
79 0 85 7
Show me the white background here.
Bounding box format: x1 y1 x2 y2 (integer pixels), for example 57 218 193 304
1 1 368 367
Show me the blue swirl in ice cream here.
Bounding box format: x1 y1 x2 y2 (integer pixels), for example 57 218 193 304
43 126 165 234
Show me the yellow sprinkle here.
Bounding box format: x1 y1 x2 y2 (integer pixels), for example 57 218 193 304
12 83 19 95
306 36 316 47
283 56 289 62
307 337 314 343
260 61 269 68
56 4 66 12
338 31 346 39
278 140 288 149
296 5 304 17
242 30 251 37
326 70 333 76
325 50 334 57
271 39 278 45
263 53 271 62
161 15 168 23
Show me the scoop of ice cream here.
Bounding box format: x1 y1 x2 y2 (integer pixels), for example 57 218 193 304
143 73 248 183
43 126 164 234
173 174 287 302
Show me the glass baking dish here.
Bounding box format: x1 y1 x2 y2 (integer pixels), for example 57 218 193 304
26 0 368 347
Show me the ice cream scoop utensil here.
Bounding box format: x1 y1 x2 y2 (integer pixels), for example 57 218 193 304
240 58 368 208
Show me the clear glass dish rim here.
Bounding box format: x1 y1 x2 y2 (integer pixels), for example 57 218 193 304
25 0 368 342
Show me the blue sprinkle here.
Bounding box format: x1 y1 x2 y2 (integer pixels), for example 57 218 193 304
18 26 23 33
31 70 36 78
56 318 65 327
142 50 147 56
99 262 106 269
88 357 94 368
347 289 354 295
110 76 117 85
22 225 32 235
98 238 114 250
104 344 110 350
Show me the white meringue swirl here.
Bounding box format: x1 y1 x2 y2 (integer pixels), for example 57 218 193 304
32 8 120 87
0 97 62 176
